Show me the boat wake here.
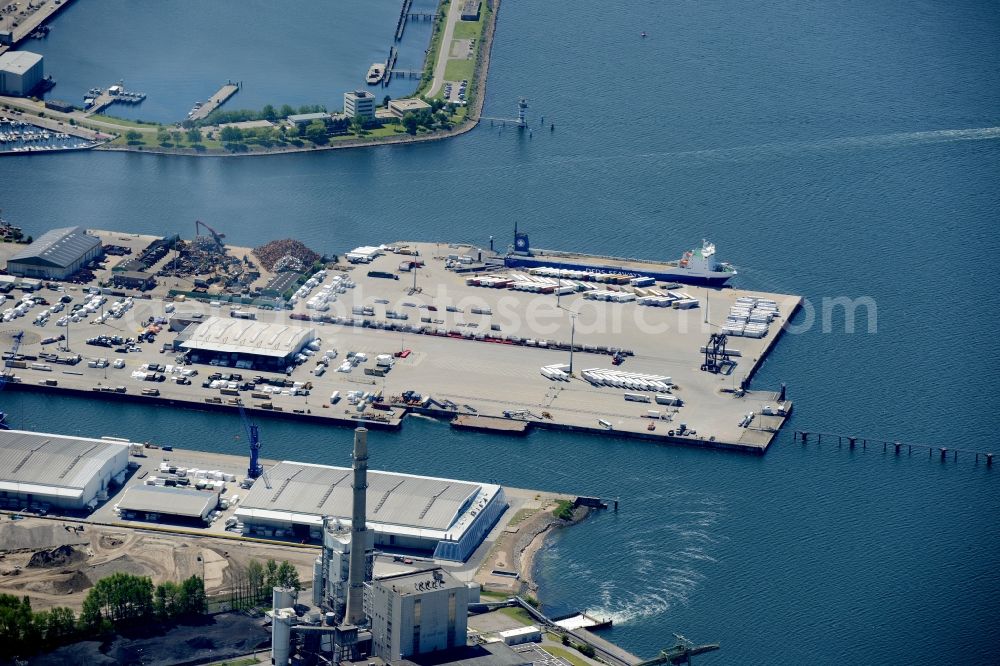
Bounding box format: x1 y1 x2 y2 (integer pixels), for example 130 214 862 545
579 493 727 626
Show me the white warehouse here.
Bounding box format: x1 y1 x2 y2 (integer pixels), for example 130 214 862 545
177 315 317 371
0 50 43 96
0 430 130 512
236 461 507 561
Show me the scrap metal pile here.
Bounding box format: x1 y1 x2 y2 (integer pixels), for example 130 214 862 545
252 239 320 273
157 239 259 293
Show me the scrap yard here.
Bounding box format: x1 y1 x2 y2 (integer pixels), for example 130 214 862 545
0 229 801 452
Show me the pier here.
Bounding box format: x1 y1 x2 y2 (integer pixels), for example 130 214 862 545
383 46 399 86
794 430 994 467
188 81 241 122
83 81 147 115
0 234 799 454
394 0 414 41
0 0 74 56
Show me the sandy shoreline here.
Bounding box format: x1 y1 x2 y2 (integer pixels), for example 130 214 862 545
519 504 591 593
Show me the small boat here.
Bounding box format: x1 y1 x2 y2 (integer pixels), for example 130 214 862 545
366 62 385 85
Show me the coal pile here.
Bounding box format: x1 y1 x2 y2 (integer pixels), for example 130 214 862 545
27 544 85 568
253 239 320 272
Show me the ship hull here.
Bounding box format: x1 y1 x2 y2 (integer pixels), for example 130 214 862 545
503 255 735 287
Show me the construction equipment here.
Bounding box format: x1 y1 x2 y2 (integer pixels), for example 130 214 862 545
700 333 737 374
0 330 25 430
195 219 226 251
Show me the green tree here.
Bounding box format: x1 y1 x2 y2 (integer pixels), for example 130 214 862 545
220 126 244 142
264 559 279 590
156 128 170 145
261 104 277 121
350 115 365 137
382 95 391 108
247 560 266 604
80 572 154 628
179 575 207 615
154 581 181 619
305 120 328 145
402 112 418 135
279 104 295 118
125 129 142 144
170 130 183 145
42 606 76 646
276 561 300 590
186 127 202 143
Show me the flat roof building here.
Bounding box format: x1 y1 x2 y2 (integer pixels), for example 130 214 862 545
389 98 432 119
5 226 103 280
287 112 330 126
344 90 375 120
460 0 481 21
236 461 507 561
115 485 217 526
0 430 129 512
368 568 469 660
111 270 156 291
178 315 317 371
0 50 43 96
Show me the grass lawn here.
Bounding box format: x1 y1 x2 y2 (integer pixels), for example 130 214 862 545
544 646 593 666
90 114 159 129
443 56 475 83
498 606 536 626
452 5 486 40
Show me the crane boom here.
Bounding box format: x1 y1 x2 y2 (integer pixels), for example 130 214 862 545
236 398 264 481
0 331 25 430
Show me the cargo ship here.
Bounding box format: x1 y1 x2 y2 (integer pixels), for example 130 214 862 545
503 232 737 286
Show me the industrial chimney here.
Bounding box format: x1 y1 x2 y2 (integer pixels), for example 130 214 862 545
345 427 369 626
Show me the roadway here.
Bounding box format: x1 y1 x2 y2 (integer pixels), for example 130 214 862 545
427 0 463 97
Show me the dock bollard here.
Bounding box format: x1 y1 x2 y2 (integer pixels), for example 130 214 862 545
894 442 901 455
940 447 948 461
987 453 993 467
848 437 856 450
800 431 809 444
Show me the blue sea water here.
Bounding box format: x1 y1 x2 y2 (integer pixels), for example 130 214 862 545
1 0 999 663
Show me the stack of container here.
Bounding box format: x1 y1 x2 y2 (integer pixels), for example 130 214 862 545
539 363 571 381
723 297 779 338
584 290 637 303
580 367 672 392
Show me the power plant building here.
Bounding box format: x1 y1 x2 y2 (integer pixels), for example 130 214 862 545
5 226 103 280
0 50 43 96
367 568 469 660
0 430 129 511
177 315 317 371
237 461 507 561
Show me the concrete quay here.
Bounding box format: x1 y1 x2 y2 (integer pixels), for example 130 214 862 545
0 0 73 56
0 235 799 453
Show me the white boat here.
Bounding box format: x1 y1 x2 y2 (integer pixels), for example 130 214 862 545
366 63 385 85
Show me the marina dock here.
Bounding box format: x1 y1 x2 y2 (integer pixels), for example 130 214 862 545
188 82 241 122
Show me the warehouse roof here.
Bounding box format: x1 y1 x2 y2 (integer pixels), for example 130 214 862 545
7 226 101 269
116 485 216 519
238 461 491 532
179 316 315 358
0 51 43 75
0 430 128 498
